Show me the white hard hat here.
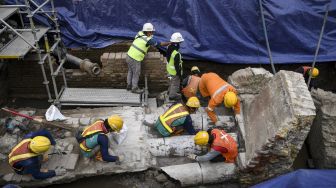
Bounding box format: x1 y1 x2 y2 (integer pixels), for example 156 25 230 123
142 23 155 32
170 32 184 43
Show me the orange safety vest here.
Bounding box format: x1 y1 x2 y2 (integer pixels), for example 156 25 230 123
210 129 238 163
182 75 201 98
8 139 38 170
80 120 108 151
159 103 189 133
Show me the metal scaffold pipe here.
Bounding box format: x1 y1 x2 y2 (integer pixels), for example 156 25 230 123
65 53 101 76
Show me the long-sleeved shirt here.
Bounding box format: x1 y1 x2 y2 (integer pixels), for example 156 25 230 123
13 129 56 180
97 134 118 162
195 148 221 162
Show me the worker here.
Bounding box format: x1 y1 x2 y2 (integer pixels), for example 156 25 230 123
8 129 66 180
79 115 123 162
294 66 319 89
190 66 201 77
181 74 201 100
155 96 200 137
199 72 240 125
187 128 238 163
126 23 171 94
166 32 184 101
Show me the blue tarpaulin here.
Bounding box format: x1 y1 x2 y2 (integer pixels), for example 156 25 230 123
5 0 336 64
253 169 336 188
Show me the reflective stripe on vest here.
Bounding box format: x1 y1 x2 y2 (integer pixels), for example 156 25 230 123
211 129 238 163
182 75 201 98
80 120 107 152
167 50 183 76
8 139 38 167
159 104 189 133
212 84 229 98
127 31 152 62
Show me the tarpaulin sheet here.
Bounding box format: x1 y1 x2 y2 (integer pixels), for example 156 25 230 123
5 0 336 64
253 169 336 188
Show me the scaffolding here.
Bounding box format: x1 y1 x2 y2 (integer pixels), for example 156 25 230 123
0 0 66 103
0 1 147 107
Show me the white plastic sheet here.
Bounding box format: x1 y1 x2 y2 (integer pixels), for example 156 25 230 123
45 105 67 121
111 123 128 144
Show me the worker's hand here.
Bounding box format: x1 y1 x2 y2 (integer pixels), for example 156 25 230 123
55 167 66 176
42 153 49 162
115 155 124 165
187 154 197 160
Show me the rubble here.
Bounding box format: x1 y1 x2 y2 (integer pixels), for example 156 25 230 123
308 89 336 168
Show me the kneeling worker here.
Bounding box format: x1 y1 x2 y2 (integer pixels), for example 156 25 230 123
79 115 123 162
188 128 238 163
8 129 65 179
155 97 200 137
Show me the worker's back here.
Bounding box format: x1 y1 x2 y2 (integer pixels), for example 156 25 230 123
199 73 227 97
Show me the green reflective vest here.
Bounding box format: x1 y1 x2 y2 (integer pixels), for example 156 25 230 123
167 50 183 76
127 31 152 62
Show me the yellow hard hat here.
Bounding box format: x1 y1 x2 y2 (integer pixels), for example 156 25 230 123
224 91 238 108
309 68 319 78
191 66 200 72
186 97 200 108
107 115 124 132
30 136 51 154
194 131 209 146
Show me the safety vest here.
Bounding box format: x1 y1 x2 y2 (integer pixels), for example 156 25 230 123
8 139 38 169
159 103 189 133
167 50 183 76
80 120 108 152
182 75 201 98
127 31 152 62
210 129 238 163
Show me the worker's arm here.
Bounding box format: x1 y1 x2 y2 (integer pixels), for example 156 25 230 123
233 99 241 114
147 38 171 48
174 53 182 77
24 129 56 145
206 97 222 123
18 157 56 180
182 115 197 135
97 134 118 162
195 149 221 162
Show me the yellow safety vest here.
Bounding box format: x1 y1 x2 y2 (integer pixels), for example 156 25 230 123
127 31 153 62
167 50 183 76
80 120 107 152
159 103 189 133
8 139 38 168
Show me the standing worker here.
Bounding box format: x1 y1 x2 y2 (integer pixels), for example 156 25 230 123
78 115 123 162
8 129 66 180
294 66 319 89
187 128 238 163
155 96 200 137
166 32 185 101
126 23 171 94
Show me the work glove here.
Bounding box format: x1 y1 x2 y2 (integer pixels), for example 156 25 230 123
115 155 124 165
55 167 66 176
187 154 197 160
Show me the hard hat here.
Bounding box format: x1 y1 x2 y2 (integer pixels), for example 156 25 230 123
142 23 155 32
194 131 209 146
186 97 200 108
107 115 124 132
30 136 51 154
223 91 238 108
191 66 200 72
170 32 184 43
309 68 319 78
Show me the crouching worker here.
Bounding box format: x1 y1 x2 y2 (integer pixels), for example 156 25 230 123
155 97 200 137
8 129 65 179
79 115 123 162
187 128 238 163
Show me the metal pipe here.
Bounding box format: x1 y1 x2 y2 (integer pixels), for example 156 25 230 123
307 4 330 87
44 35 59 98
0 5 27 8
0 19 37 50
29 0 50 16
258 0 276 74
66 53 101 75
29 0 56 23
53 58 66 76
0 26 7 34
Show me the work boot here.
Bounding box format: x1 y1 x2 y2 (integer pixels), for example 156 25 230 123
126 85 132 91
131 87 144 94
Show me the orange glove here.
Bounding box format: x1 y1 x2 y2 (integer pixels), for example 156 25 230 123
205 107 218 123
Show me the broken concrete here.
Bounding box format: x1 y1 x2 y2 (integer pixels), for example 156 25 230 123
239 70 316 185
161 162 237 187
308 89 336 168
